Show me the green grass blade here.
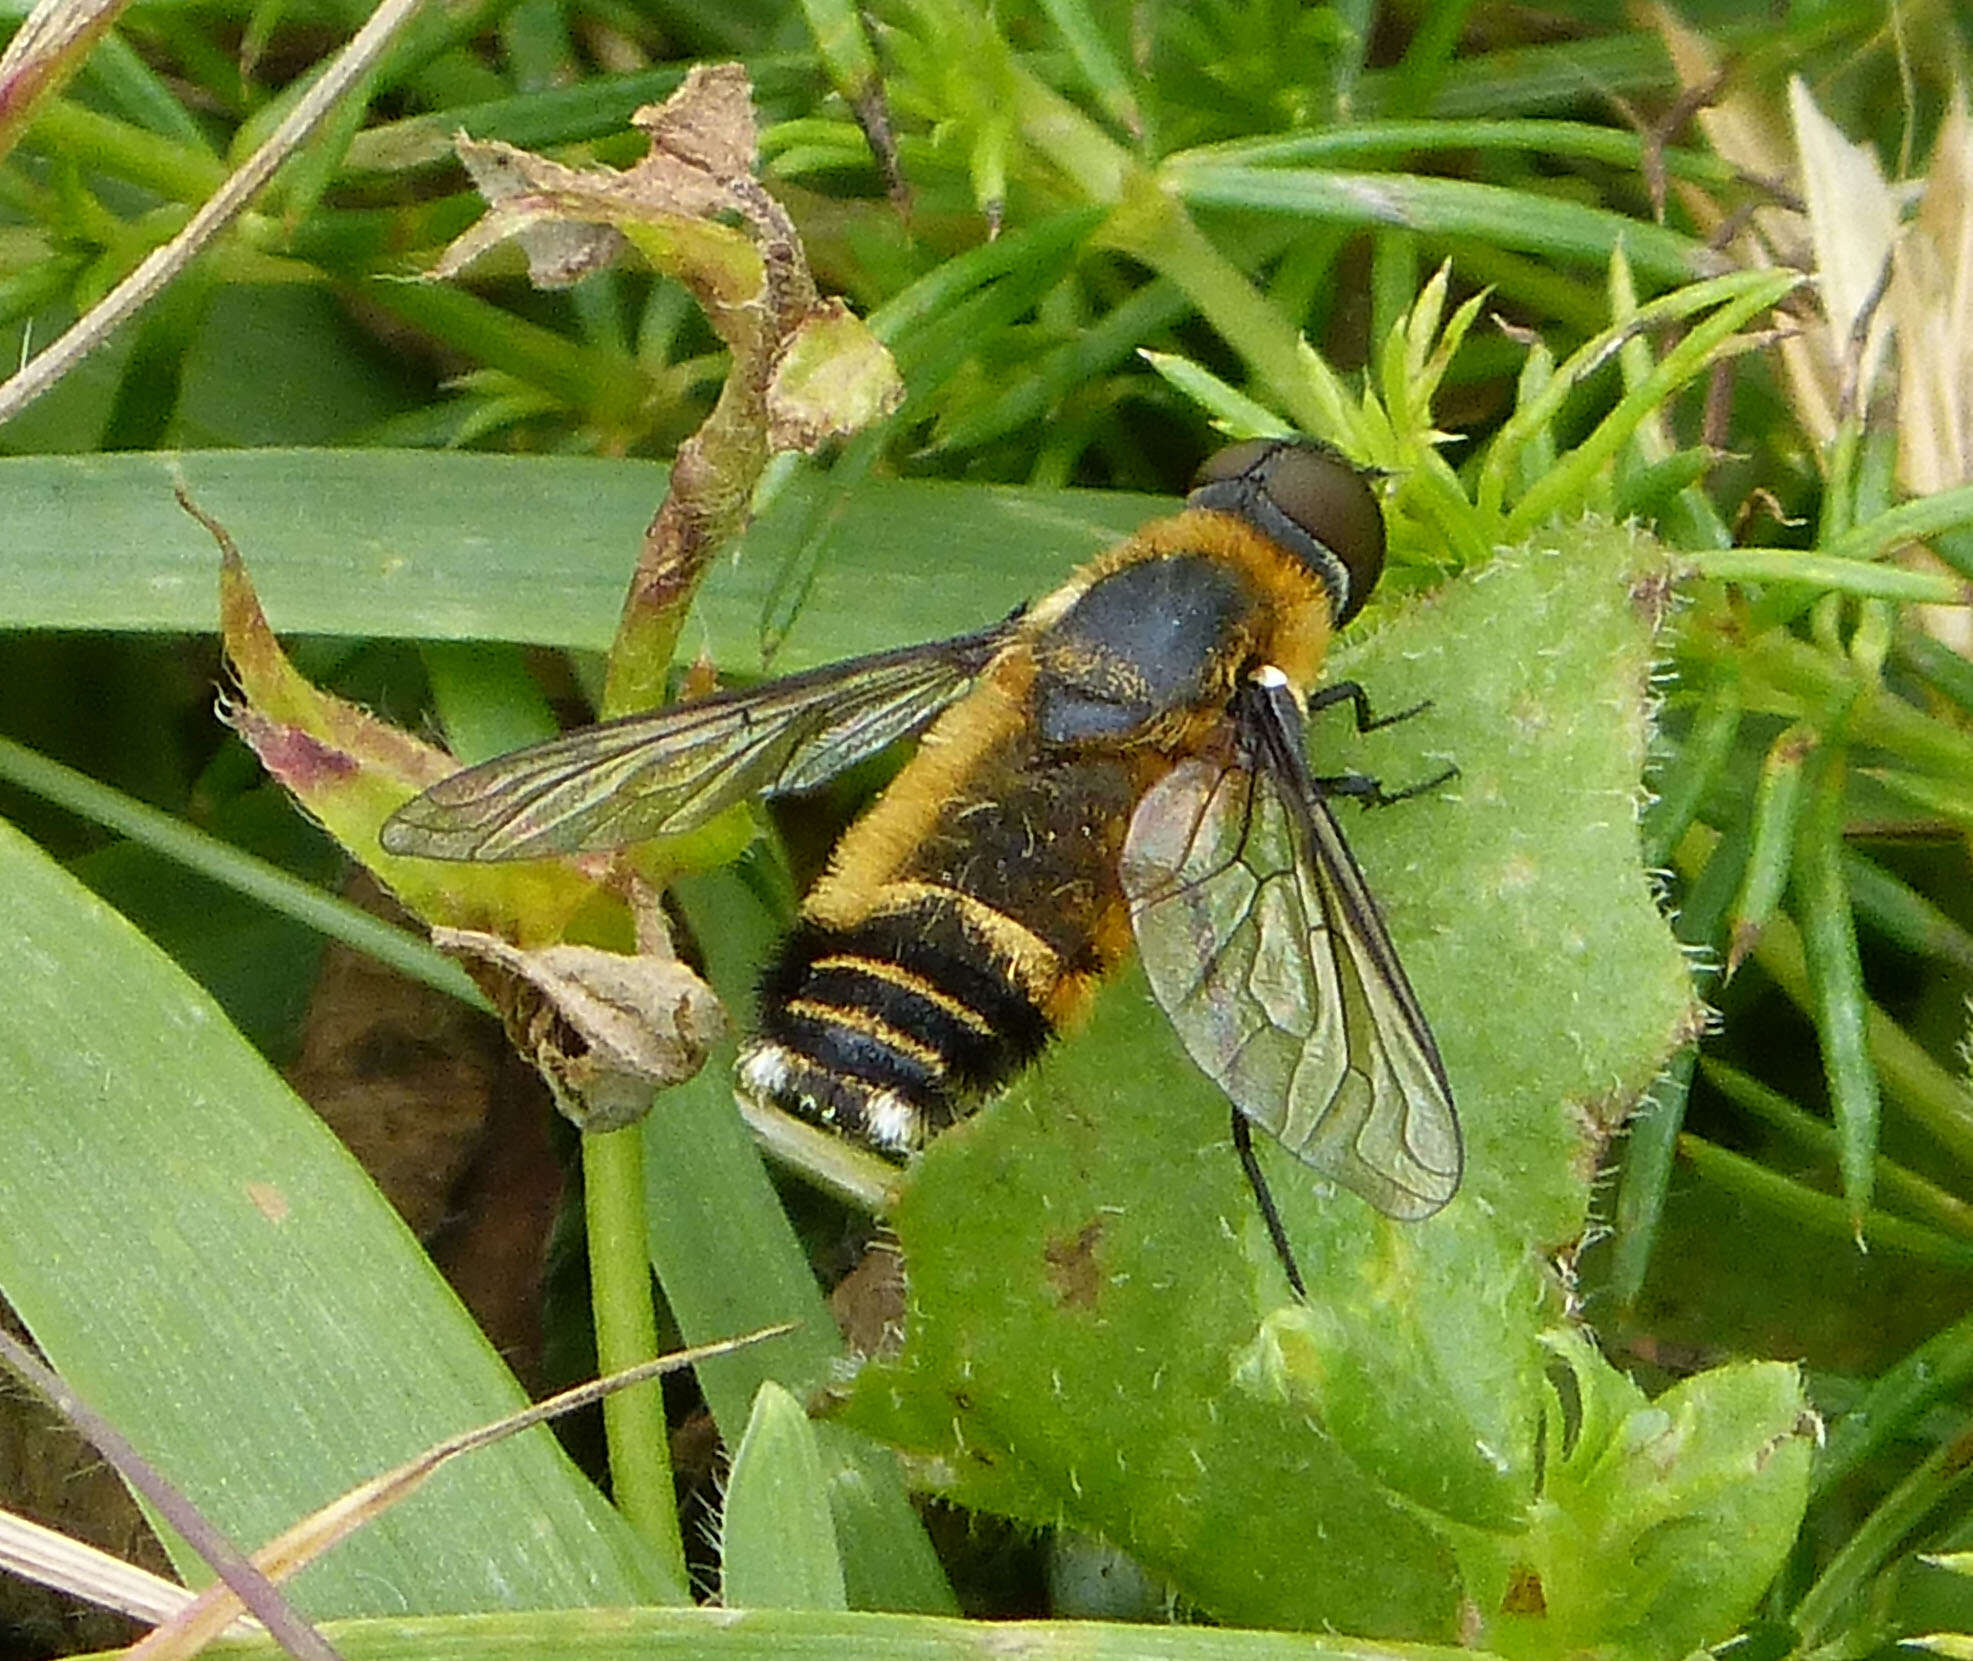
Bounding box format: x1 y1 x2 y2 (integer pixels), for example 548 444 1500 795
1819 481 1973 565
0 449 1153 663
1164 163 1706 284
65 1603 1501 1658
1845 852 1973 974
1749 910 1973 1174
1184 119 1728 183
0 817 677 1615
1791 748 1880 1227
0 734 487 1011
721 1381 848 1612
1702 1060 1973 1242
1353 32 1672 121
1677 1136 1973 1274
1475 270 1795 522
1691 550 1968 604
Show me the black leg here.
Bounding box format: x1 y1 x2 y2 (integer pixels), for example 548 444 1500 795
1304 681 1457 807
1313 763 1459 808
1232 1107 1306 1299
1305 678 1432 734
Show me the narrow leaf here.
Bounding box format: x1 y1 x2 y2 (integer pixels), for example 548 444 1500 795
1791 746 1880 1227
722 1382 847 1612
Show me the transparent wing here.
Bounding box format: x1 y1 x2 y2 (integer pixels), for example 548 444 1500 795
381 623 1012 861
1120 680 1460 1220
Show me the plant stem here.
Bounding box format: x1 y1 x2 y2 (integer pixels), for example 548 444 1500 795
1793 1408 1973 1646
1814 1307 1973 1501
582 1123 686 1582
24 99 227 200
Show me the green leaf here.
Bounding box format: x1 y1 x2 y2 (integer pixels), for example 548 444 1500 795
0 816 678 1616
1164 165 1706 284
722 1381 849 1612
62 1602 1498 1658
0 449 1156 664
1481 1332 1813 1661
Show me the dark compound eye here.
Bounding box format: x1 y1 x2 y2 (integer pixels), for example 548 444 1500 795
1187 438 1387 627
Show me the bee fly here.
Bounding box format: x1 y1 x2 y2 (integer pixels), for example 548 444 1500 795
382 438 1461 1292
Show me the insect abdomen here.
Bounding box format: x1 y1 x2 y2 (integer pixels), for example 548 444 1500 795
740 899 1052 1155
738 734 1146 1157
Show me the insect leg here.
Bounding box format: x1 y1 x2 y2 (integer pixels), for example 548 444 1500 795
1312 765 1458 808
1305 679 1430 734
1231 1107 1308 1298
1305 681 1458 805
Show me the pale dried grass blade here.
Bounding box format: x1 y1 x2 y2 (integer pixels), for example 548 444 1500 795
0 0 426 429
125 1325 793 1659
0 1507 260 1639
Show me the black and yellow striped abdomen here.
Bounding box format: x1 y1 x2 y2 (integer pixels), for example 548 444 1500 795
737 679 1154 1154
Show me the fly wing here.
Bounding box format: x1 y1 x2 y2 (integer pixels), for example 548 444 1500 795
1121 683 1460 1220
381 623 1012 861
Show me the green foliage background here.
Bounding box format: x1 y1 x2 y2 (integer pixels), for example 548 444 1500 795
1 2 1972 1659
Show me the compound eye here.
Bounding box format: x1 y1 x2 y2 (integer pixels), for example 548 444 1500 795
1188 438 1387 626
1190 436 1280 489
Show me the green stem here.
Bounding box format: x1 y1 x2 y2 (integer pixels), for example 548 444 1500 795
1793 1407 1973 1645
24 99 229 202
582 1123 686 1581
1677 1136 1973 1274
1814 1306 1973 1501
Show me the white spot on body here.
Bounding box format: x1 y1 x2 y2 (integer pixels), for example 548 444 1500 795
862 1089 922 1152
737 1042 795 1104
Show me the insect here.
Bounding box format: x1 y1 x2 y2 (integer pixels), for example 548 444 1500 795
382 438 1461 1291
